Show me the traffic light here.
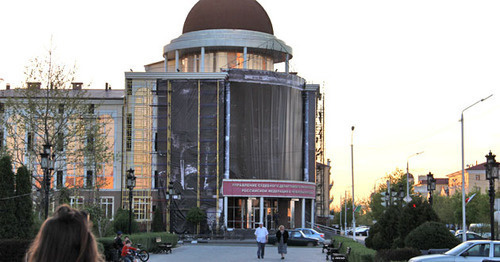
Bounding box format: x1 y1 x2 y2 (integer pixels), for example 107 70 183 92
380 192 388 207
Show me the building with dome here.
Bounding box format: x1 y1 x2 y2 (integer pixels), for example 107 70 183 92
124 0 324 233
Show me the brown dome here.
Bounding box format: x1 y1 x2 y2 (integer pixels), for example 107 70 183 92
183 0 274 35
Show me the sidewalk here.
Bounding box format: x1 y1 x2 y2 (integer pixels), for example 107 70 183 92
148 243 325 262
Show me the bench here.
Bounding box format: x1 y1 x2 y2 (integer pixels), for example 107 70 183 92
155 237 173 254
329 247 351 262
322 240 335 253
326 242 342 261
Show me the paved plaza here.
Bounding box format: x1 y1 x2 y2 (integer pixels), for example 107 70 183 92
148 243 326 262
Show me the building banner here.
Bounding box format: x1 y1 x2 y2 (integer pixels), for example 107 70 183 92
222 179 316 199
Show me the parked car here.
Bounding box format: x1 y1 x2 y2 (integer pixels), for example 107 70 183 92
455 231 486 241
409 240 500 262
295 228 326 243
268 230 319 246
346 226 369 236
355 226 370 236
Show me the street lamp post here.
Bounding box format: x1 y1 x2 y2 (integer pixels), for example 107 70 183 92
350 126 356 241
40 144 54 219
461 94 492 241
485 151 499 240
426 172 436 206
166 181 181 234
405 152 423 203
126 168 136 234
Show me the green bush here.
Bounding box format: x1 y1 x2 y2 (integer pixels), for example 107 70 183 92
0 239 32 262
405 221 460 250
98 232 178 260
112 208 139 234
332 236 376 262
375 248 421 262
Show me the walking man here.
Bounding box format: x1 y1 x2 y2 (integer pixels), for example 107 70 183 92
255 222 268 259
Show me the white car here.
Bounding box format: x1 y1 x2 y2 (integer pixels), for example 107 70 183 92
409 240 500 262
294 228 326 243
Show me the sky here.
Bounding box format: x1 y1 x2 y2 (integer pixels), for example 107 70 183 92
1 0 499 209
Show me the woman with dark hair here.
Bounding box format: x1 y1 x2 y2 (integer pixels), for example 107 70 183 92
26 204 104 262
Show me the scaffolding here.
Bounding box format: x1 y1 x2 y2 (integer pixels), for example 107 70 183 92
147 78 224 233
122 80 155 228
315 86 327 218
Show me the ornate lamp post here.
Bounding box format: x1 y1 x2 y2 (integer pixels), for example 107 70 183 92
485 151 499 240
427 172 436 206
40 144 54 219
166 181 181 233
126 168 136 234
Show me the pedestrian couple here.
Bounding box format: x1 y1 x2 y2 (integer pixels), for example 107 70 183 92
255 222 289 260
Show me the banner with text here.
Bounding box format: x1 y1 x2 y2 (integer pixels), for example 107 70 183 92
222 180 316 199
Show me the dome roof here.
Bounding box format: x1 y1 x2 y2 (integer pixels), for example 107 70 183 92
183 0 274 35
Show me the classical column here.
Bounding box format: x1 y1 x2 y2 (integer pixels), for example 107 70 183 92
175 50 179 72
224 196 228 229
301 198 306 228
260 197 264 224
200 47 205 72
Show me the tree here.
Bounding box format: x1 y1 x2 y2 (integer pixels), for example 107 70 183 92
0 50 113 217
0 156 17 238
405 221 460 250
113 208 138 234
15 165 34 239
187 207 206 235
397 196 439 247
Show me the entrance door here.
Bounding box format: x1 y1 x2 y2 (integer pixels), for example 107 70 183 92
252 207 261 228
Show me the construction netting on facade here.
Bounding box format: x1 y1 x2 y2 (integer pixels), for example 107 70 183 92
157 79 224 234
228 69 315 183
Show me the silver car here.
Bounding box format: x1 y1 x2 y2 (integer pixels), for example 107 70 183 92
295 228 325 243
409 240 500 262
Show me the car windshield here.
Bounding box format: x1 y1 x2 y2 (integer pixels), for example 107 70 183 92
445 242 475 256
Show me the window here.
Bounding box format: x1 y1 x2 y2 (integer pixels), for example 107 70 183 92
126 79 133 95
476 175 481 180
88 104 95 114
58 104 64 114
126 113 132 151
465 243 490 257
154 132 157 152
133 197 152 221
27 132 34 151
86 170 93 188
87 133 94 151
100 197 114 220
56 132 64 152
154 170 159 189
494 244 500 257
70 196 84 210
0 103 4 114
56 170 63 189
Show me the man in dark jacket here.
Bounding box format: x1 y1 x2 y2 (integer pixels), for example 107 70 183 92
113 231 124 261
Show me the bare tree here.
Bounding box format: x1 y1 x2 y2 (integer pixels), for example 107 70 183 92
0 49 113 219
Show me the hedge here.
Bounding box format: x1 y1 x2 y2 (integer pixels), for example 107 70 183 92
99 232 178 261
375 248 421 262
332 236 376 262
0 239 32 262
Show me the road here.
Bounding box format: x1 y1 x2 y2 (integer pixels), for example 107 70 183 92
147 243 326 262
